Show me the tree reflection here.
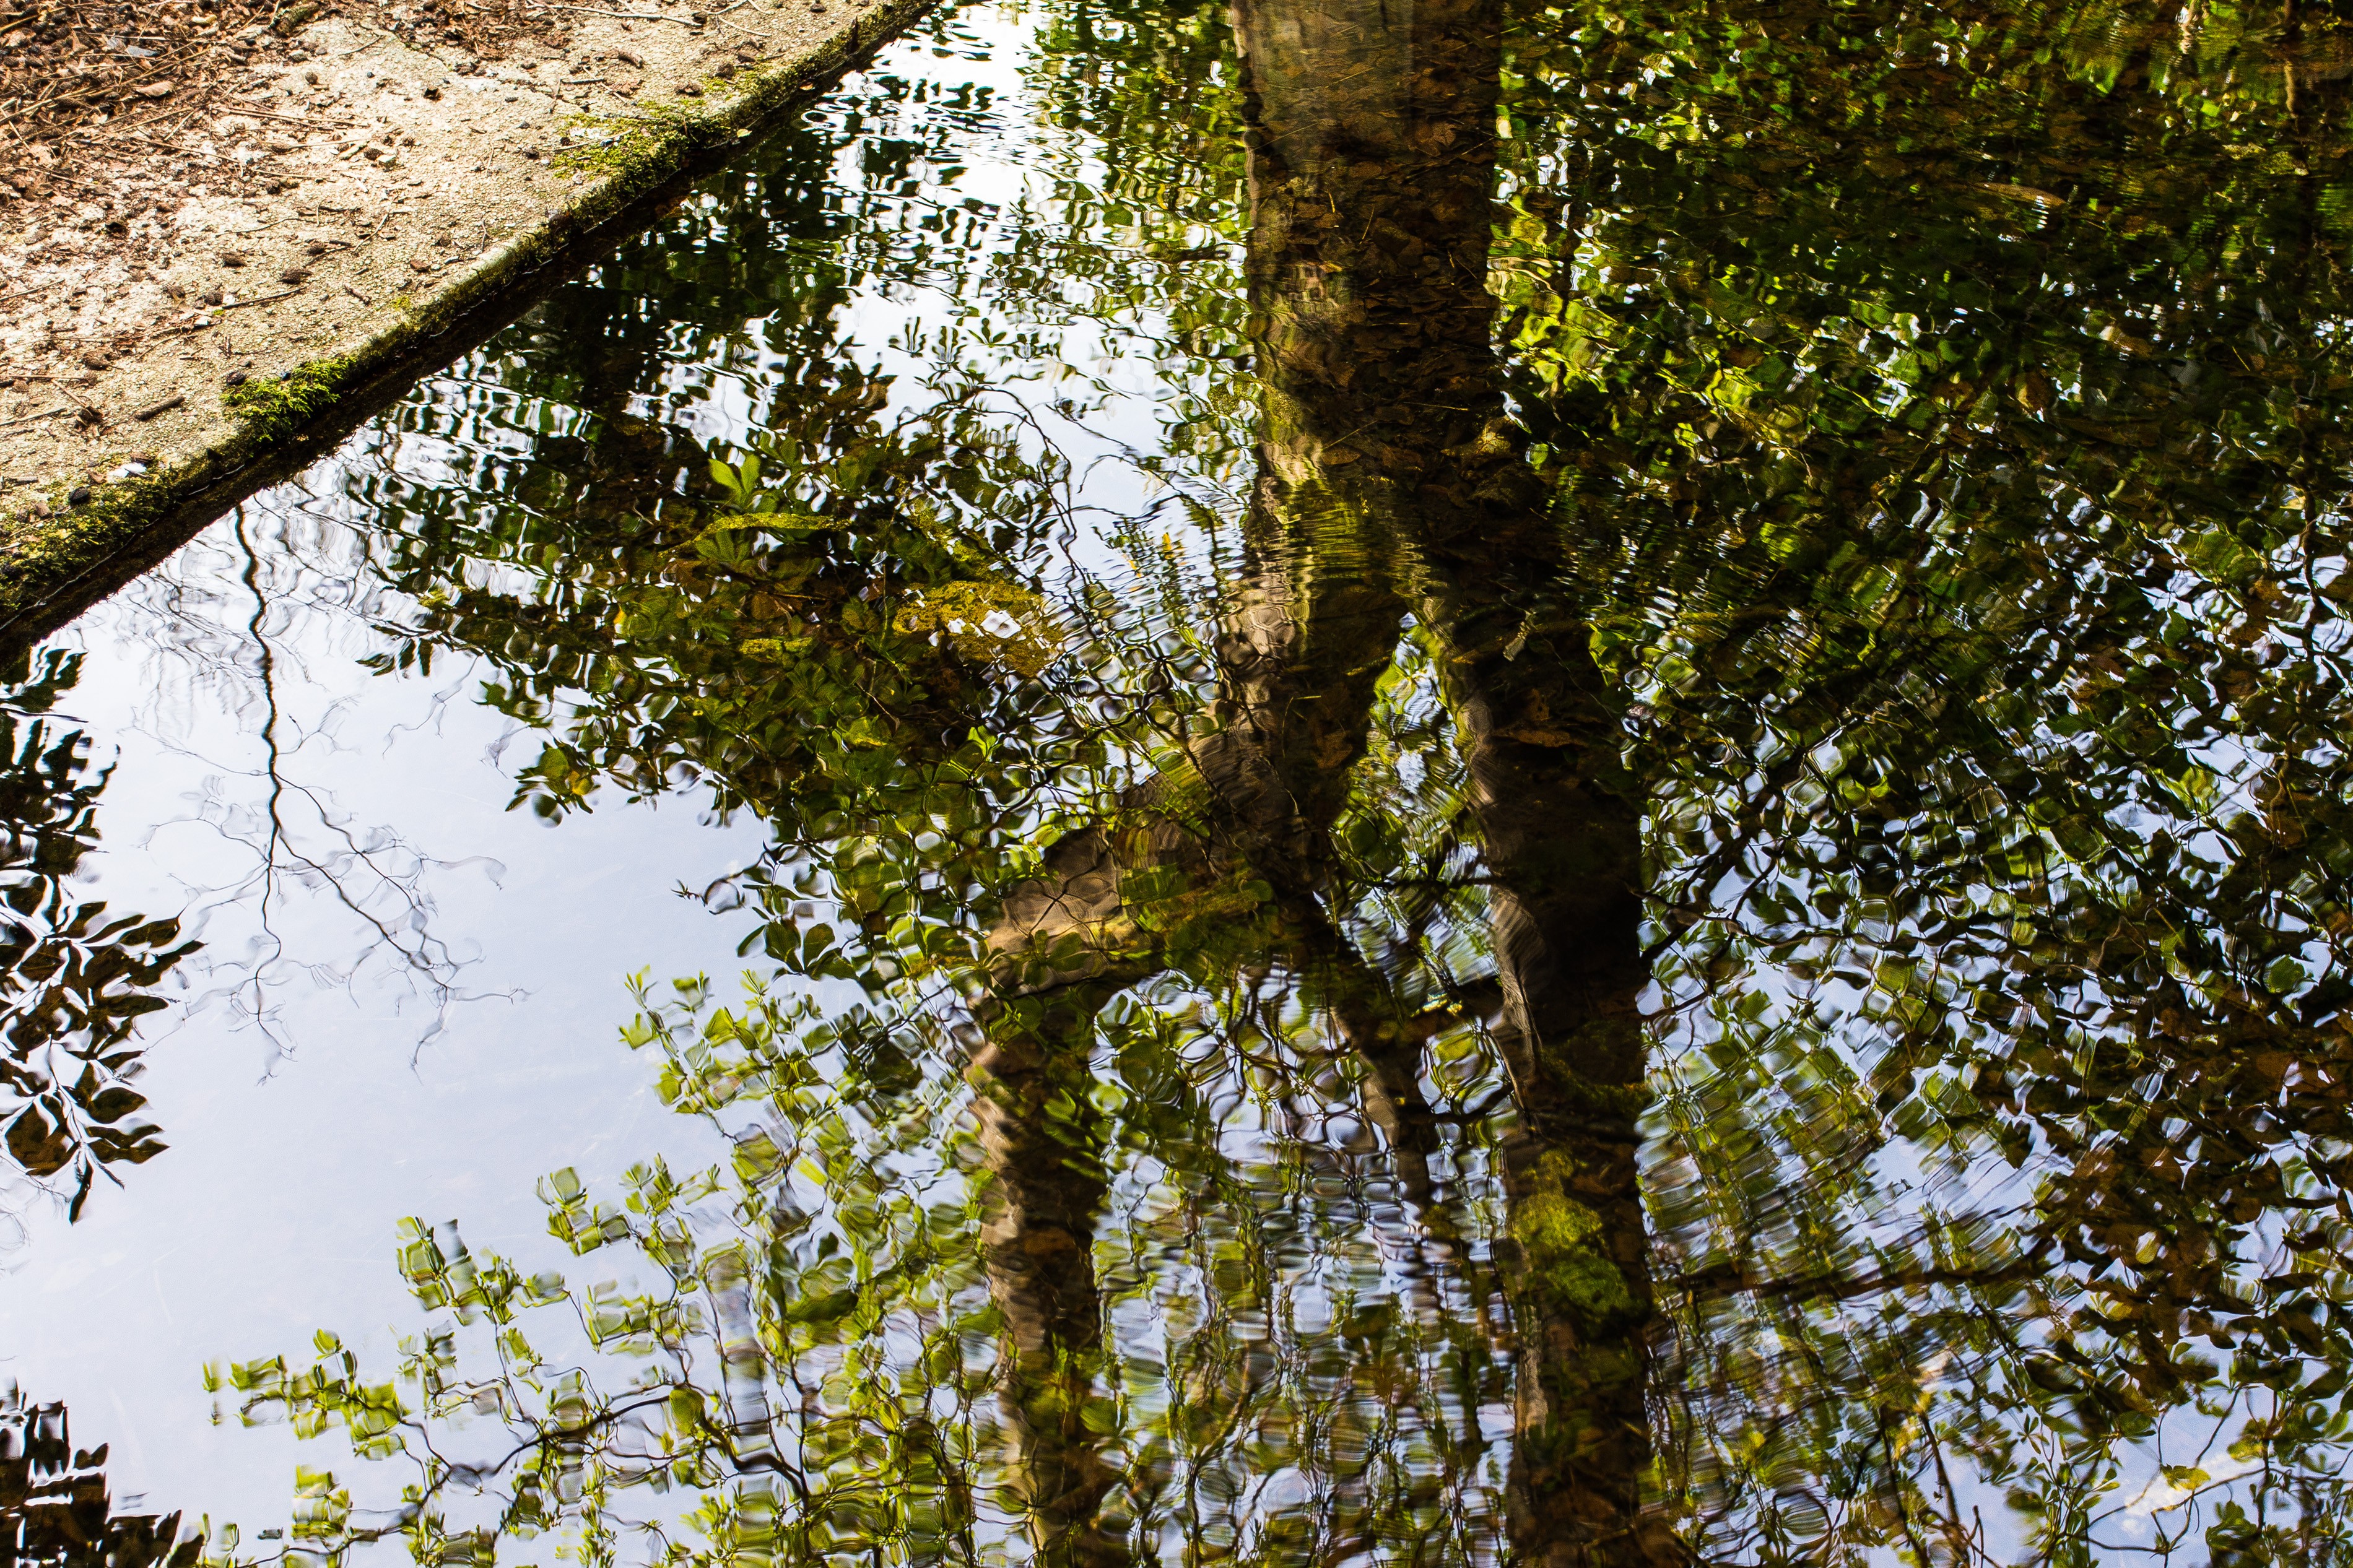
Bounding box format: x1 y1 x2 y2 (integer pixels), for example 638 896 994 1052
0 651 193 1223
1229 0 1668 1552
206 0 2353 1562
0 1390 197 1568
1511 0 2353 1554
969 979 1134 1566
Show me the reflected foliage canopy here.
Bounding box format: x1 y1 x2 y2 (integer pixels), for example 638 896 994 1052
0 651 191 1220
0 1390 200 1568
27 0 2353 1562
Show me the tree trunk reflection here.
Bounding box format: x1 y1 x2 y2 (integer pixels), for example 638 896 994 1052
970 977 1139 1567
1232 0 1674 1557
981 0 1683 1554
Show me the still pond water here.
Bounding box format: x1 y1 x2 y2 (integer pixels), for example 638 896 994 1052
6 0 2353 1562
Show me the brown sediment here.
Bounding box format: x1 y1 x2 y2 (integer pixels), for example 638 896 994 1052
0 0 934 659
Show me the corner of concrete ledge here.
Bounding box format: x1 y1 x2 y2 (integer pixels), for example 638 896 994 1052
0 0 943 659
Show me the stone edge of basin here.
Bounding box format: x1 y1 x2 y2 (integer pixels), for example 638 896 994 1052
0 0 941 662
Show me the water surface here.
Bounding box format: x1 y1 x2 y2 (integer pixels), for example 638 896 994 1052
6 1 2353 1563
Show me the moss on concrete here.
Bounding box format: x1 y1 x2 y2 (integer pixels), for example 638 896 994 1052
555 101 705 183
221 357 367 444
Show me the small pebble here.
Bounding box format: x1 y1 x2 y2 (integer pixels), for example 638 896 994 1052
67 487 91 506
224 369 249 386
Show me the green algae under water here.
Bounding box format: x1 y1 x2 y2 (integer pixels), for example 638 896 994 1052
6 0 2353 1562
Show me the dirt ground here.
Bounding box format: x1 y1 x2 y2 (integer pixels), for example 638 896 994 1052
0 0 895 537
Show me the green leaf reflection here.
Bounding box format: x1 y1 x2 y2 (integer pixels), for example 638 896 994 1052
215 0 2353 1561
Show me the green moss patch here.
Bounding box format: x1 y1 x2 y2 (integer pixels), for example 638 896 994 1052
555 101 704 184
222 357 365 444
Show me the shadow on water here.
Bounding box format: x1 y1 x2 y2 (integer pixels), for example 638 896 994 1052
12 0 2353 1561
